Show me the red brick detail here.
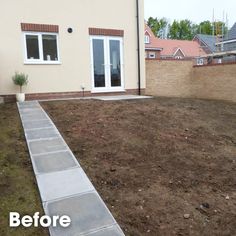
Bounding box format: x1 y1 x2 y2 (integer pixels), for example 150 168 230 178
89 28 124 37
21 23 59 33
2 89 145 103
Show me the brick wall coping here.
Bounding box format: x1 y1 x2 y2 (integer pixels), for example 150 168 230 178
193 61 236 68
146 58 193 62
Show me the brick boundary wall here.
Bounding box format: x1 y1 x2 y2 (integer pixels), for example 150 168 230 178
146 58 193 62
146 60 236 103
2 89 145 103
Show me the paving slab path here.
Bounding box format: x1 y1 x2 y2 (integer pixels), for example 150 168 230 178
17 101 124 236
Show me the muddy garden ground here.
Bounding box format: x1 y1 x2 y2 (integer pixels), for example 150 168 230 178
42 97 236 236
0 97 235 236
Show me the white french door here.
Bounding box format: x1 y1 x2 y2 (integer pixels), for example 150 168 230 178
90 36 124 92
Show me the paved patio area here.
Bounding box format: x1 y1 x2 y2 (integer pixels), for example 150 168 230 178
17 101 124 236
39 94 152 102
94 95 153 101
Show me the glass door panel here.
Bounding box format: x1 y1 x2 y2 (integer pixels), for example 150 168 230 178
91 36 123 91
109 40 121 87
92 39 105 88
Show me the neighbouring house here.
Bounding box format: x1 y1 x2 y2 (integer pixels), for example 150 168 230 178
193 34 218 54
145 24 205 60
195 24 236 65
144 24 163 59
155 38 206 60
216 23 236 52
0 0 145 101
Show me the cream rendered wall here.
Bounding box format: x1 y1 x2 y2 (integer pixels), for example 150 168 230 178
0 0 145 95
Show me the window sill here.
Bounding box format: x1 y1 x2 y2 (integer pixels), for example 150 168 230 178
24 61 61 65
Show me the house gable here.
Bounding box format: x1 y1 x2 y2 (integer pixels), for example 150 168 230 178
173 48 185 58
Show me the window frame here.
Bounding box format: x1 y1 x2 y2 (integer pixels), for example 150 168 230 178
197 58 204 65
23 32 60 64
149 52 156 59
90 35 125 93
144 35 150 44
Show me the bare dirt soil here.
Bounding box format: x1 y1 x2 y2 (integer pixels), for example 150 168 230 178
42 97 236 236
0 103 48 236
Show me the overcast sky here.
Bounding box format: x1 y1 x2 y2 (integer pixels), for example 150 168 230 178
145 0 236 28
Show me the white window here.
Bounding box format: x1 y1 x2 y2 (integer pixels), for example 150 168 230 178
149 52 156 59
197 58 204 65
23 32 60 64
144 35 150 44
175 56 183 59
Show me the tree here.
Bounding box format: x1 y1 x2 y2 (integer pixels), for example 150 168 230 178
147 17 168 37
197 20 228 36
213 21 227 36
168 20 179 39
179 20 193 40
168 19 194 40
147 16 228 40
198 21 212 35
191 23 199 37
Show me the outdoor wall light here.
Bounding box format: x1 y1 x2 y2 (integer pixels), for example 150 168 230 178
67 28 73 33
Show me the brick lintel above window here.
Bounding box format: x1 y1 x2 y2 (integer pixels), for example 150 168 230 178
21 23 59 33
89 28 124 37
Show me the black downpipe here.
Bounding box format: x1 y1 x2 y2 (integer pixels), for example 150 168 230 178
136 0 141 95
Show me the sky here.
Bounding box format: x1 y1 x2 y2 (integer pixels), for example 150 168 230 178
145 0 236 28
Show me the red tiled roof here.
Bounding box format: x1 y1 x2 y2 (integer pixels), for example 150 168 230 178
145 24 206 57
155 38 206 57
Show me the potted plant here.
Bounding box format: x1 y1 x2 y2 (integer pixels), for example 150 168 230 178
12 72 28 102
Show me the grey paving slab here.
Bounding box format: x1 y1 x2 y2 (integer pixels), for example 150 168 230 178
18 101 40 108
37 168 94 202
20 110 45 118
18 100 38 105
21 112 48 122
19 107 43 115
45 192 116 236
84 225 124 236
28 138 67 155
23 119 53 130
32 151 79 174
25 127 59 141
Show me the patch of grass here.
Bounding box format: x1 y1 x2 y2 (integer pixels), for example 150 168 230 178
0 103 48 236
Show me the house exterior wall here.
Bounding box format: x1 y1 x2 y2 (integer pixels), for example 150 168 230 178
0 0 145 97
224 41 236 51
145 50 161 59
146 60 236 102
